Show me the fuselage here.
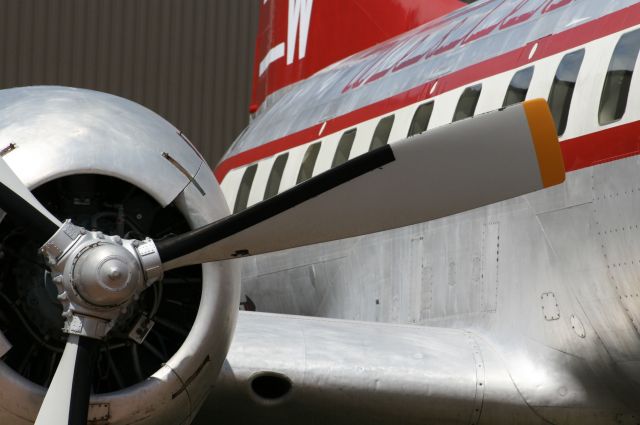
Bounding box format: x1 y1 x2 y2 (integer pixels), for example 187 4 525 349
215 0 640 422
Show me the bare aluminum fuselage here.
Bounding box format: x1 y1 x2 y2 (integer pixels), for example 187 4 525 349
212 0 640 423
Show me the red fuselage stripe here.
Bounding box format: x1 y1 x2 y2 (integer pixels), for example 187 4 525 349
562 121 640 172
215 3 640 182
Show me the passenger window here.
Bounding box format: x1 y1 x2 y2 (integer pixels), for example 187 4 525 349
503 67 534 107
332 129 356 167
263 152 289 200
407 102 434 137
453 84 482 122
548 49 585 136
369 115 395 150
296 142 321 184
233 163 258 213
599 29 640 125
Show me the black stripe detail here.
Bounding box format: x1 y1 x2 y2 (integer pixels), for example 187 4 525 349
155 144 396 263
0 181 58 246
68 336 98 425
172 355 211 399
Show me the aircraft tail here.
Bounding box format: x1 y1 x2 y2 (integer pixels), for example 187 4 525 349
251 0 467 112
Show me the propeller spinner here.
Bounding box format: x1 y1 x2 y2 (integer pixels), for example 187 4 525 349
0 98 563 424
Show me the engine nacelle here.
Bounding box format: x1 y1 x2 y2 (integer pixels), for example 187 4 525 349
0 86 240 424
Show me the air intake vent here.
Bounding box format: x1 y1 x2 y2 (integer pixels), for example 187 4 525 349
250 372 293 403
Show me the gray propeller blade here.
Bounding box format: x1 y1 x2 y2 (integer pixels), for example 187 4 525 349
155 99 565 271
0 156 61 244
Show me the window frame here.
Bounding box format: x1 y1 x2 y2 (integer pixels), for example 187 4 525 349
233 163 258 213
547 48 585 136
407 101 434 137
296 142 321 184
502 66 534 108
453 84 482 122
598 29 640 126
331 129 357 168
369 115 395 151
263 152 289 200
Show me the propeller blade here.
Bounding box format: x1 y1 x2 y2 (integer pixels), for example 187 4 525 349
0 156 61 245
35 335 97 425
157 99 564 270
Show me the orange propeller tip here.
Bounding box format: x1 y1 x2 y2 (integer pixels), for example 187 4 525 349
522 98 566 187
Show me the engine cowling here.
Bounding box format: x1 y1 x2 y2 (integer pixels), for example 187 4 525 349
0 86 240 424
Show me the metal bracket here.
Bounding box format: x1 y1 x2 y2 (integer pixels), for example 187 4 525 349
134 238 163 286
128 314 155 344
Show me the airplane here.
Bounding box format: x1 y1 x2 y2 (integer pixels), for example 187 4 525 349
0 0 637 424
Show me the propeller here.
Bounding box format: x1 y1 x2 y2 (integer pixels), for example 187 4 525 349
0 158 96 425
0 98 564 425
34 335 98 425
156 98 564 270
0 156 60 244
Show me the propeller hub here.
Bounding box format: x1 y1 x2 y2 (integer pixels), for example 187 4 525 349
72 243 140 307
41 220 162 339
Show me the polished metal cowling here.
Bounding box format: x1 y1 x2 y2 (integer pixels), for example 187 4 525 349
0 86 240 425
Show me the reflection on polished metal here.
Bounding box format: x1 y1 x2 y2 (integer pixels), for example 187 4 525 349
0 86 203 207
205 312 543 424
0 86 240 425
208 0 640 423
41 220 157 339
228 162 640 424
